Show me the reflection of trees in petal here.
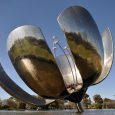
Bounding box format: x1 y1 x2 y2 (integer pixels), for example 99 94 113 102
65 32 102 87
8 36 66 98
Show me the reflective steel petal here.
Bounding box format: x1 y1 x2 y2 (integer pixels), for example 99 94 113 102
7 25 67 98
0 63 45 106
93 27 113 85
57 6 104 87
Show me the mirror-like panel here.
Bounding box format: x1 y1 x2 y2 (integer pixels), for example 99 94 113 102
93 28 113 85
0 63 45 106
7 25 67 98
56 55 83 93
58 6 104 87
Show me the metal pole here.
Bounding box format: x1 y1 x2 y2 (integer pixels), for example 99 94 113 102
76 103 84 113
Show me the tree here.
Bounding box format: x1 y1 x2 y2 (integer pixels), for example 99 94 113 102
103 98 115 109
48 100 59 109
93 94 103 109
83 93 91 109
48 99 65 109
7 97 17 109
17 101 26 109
26 103 38 110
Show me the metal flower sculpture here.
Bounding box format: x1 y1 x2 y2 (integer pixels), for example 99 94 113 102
0 6 113 112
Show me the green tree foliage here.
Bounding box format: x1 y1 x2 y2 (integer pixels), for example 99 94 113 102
6 97 17 109
83 93 91 109
48 100 59 109
17 102 26 110
93 94 103 109
103 98 112 103
48 100 65 109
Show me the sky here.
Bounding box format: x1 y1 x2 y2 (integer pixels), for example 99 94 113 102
0 0 115 101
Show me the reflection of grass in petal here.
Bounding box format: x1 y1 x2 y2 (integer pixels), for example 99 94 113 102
9 37 55 63
65 32 102 86
65 32 102 73
8 37 66 97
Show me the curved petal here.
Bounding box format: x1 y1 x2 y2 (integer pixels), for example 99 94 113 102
57 6 104 87
0 63 49 106
92 27 113 85
7 25 67 98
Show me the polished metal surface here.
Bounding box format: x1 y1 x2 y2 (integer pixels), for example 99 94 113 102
93 27 113 85
56 55 83 93
57 6 104 87
0 6 113 111
0 63 44 106
7 25 67 98
52 36 83 94
76 103 84 113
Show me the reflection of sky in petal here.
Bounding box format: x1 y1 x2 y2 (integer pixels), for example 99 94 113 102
56 55 82 89
7 25 44 50
58 6 104 61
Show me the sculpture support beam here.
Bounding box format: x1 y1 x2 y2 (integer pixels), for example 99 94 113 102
76 103 84 113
